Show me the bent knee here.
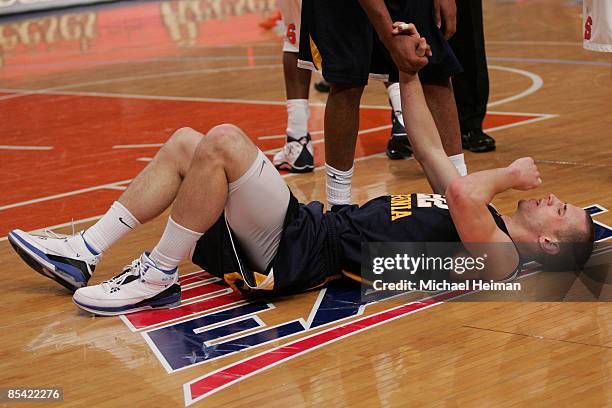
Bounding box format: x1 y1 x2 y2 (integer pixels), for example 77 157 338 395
201 124 251 158
207 124 244 142
163 127 203 162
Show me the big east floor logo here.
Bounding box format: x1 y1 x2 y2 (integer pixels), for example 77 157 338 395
118 205 612 406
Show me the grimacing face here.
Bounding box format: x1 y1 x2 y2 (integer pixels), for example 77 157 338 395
517 193 587 240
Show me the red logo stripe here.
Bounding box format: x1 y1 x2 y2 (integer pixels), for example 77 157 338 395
126 291 244 330
185 290 465 405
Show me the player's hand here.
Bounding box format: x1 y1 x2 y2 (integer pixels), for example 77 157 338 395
392 22 433 57
388 22 430 73
434 0 457 40
508 157 542 190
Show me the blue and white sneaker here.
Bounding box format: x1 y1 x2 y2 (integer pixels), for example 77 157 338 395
8 229 99 292
72 252 181 316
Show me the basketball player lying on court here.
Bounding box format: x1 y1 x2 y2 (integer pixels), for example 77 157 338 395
9 24 594 316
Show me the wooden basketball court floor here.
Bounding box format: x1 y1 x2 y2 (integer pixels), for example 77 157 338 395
0 0 611 406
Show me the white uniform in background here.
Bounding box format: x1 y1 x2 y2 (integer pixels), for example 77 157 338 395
583 0 612 52
278 0 302 53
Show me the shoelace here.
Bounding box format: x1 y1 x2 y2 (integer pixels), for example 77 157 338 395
102 258 143 292
42 218 76 239
40 220 100 265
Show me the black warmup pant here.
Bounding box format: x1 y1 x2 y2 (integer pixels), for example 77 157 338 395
449 0 489 132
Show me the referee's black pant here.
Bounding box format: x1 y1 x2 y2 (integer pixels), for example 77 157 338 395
449 0 489 133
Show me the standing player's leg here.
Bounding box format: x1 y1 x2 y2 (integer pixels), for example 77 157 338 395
297 0 375 205
72 125 287 315
8 128 203 292
323 83 364 205
273 0 314 173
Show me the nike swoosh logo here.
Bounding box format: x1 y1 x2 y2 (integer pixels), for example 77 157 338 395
119 217 133 230
258 160 266 177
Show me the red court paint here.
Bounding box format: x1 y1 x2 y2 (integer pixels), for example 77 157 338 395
0 92 545 237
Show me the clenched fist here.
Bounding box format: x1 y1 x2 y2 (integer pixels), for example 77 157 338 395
508 157 542 191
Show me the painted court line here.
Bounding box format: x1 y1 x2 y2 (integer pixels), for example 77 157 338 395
0 179 133 212
487 65 543 107
113 143 163 149
0 63 546 110
0 64 284 102
489 56 612 68
485 114 559 134
0 145 54 151
488 40 583 47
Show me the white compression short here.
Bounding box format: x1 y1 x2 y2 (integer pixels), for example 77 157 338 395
223 149 290 272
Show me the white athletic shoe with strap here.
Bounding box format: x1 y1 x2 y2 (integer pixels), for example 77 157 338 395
272 134 314 173
8 229 100 292
72 252 181 316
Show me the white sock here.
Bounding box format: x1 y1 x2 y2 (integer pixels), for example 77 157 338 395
386 83 404 127
286 99 309 139
82 201 140 254
325 163 354 206
449 153 468 176
149 217 203 271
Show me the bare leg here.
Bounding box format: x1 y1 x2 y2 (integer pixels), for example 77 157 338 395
118 127 203 223
423 78 462 156
283 52 311 100
324 83 365 170
171 124 259 233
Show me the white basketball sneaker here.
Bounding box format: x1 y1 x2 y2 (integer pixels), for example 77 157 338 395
272 134 314 173
72 252 181 316
8 229 100 292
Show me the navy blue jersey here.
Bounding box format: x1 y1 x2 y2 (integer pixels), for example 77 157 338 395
328 193 511 274
191 192 513 296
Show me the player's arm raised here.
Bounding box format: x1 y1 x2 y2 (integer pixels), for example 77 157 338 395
393 23 458 194
399 70 459 195
446 157 542 280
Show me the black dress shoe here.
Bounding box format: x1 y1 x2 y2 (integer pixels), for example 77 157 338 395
461 129 496 152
